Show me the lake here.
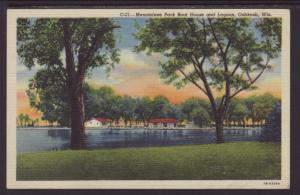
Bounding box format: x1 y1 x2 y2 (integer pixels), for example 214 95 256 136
17 128 262 153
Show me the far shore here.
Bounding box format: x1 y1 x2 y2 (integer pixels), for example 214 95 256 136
17 126 262 131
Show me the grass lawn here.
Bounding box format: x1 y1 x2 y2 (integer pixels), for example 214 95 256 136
17 142 280 180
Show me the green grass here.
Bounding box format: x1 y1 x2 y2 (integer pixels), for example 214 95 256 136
17 142 280 180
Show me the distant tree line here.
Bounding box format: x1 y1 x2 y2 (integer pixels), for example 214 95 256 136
25 75 279 128
17 113 39 127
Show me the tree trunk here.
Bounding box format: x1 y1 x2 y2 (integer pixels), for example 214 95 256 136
252 119 255 128
70 82 86 149
215 117 224 143
62 19 85 149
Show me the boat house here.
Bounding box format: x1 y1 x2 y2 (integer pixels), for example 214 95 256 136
149 118 178 128
85 117 110 128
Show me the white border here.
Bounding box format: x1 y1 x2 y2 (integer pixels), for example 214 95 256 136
7 9 290 189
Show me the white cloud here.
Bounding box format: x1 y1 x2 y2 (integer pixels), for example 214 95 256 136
118 49 161 70
91 49 163 85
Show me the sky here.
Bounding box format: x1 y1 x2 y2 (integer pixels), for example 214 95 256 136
17 18 282 120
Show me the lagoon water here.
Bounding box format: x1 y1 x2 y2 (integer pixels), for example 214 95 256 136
17 128 262 153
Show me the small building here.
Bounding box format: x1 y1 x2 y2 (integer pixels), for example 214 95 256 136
85 117 110 128
184 121 199 129
149 118 178 128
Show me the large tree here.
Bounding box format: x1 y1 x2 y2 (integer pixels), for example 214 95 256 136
191 107 210 128
26 68 70 126
135 97 153 126
26 68 95 127
181 97 210 121
151 96 171 118
85 85 118 121
120 96 137 127
225 98 248 127
17 18 120 149
244 93 279 127
135 18 281 143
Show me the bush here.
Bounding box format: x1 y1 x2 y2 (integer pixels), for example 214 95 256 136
260 102 281 142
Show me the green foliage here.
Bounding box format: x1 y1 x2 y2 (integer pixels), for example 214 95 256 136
17 19 64 69
256 18 282 55
261 103 281 142
17 113 39 127
17 18 120 72
26 68 70 126
120 96 137 125
24 62 278 128
224 94 278 127
28 79 187 126
26 77 279 128
135 18 281 144
226 98 248 126
244 93 279 125
85 85 126 124
191 107 210 127
17 18 121 136
151 96 171 118
135 18 281 93
135 97 153 124
181 97 211 121
166 105 184 121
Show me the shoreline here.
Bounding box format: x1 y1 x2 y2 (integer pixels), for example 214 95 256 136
17 127 263 131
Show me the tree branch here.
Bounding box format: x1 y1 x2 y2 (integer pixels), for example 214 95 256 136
178 69 207 95
76 25 120 82
185 19 218 115
246 67 253 83
208 18 233 117
191 56 205 79
61 19 76 86
185 20 204 45
224 38 232 56
208 18 225 57
196 57 218 115
230 56 243 76
218 96 226 112
179 25 208 94
230 56 270 99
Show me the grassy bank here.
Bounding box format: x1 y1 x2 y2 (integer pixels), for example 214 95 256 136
17 142 280 180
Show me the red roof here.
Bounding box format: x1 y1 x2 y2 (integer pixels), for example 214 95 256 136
94 118 110 122
149 118 177 124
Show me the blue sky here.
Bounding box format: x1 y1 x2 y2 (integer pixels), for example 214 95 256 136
17 18 282 103
115 18 146 49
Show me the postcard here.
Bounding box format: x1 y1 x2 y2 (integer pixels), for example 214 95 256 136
6 8 290 189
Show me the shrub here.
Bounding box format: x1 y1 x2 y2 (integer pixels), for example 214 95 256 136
260 102 281 142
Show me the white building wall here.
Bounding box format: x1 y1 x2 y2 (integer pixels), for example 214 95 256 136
157 123 164 128
149 122 176 128
167 123 175 128
85 119 102 128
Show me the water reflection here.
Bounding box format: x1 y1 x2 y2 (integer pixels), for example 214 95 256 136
17 128 262 153
47 129 70 140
